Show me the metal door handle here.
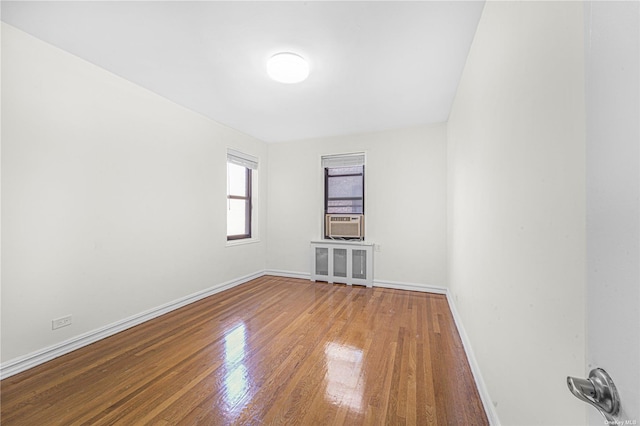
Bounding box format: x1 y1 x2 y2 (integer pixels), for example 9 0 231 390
567 368 620 421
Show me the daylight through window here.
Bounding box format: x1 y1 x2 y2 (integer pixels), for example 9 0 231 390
325 166 364 215
322 153 365 239
227 150 257 241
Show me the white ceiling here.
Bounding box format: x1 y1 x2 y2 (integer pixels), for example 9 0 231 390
1 1 484 142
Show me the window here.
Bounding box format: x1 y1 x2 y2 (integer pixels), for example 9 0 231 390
325 166 364 214
227 150 257 241
322 153 365 239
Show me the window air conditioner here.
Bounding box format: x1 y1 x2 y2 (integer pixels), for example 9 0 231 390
326 214 363 239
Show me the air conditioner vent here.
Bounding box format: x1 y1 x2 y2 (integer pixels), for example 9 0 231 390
326 214 363 239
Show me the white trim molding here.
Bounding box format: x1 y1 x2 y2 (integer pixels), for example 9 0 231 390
445 292 501 425
0 271 263 380
373 279 447 295
265 270 449 295
264 269 311 280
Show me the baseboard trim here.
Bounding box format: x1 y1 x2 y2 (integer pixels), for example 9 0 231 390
0 270 263 380
264 269 311 280
263 272 449 295
373 279 448 295
445 292 501 426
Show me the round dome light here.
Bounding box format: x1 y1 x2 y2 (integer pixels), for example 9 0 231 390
267 52 309 84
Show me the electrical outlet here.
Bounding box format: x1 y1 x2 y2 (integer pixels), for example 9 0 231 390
374 244 382 252
52 315 72 330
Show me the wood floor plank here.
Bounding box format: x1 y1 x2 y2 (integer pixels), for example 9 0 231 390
0 276 488 425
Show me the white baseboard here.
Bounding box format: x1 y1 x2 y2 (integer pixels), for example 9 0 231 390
264 269 311 280
446 292 501 426
263 272 449 295
373 279 447 295
0 270 263 380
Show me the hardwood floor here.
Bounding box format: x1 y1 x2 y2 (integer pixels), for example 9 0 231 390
0 276 488 425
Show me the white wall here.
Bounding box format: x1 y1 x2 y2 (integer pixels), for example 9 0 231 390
1 24 268 363
267 125 447 288
447 2 586 425
584 2 639 423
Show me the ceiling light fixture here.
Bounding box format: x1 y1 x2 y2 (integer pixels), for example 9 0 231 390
267 52 309 84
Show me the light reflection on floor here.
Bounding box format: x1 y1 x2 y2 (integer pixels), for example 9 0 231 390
324 342 364 412
223 323 250 410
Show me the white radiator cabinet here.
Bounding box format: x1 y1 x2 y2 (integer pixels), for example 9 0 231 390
310 240 374 287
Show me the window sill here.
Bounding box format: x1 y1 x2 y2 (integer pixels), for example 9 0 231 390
226 238 261 247
312 239 374 247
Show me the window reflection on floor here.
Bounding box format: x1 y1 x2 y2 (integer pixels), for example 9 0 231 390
324 342 364 412
223 323 250 409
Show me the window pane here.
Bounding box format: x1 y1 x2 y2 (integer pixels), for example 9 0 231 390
328 175 363 198
227 199 248 236
327 166 363 176
324 163 364 237
327 199 363 214
227 163 247 197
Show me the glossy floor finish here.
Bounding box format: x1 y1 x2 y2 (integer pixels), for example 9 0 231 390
1 276 488 425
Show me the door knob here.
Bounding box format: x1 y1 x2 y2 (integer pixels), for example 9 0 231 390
567 368 620 421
